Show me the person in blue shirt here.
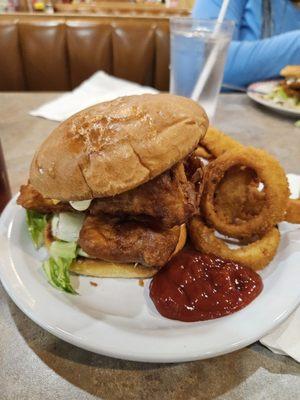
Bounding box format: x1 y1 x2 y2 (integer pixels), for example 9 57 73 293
192 0 300 87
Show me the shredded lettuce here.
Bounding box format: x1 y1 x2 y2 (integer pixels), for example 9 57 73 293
265 86 288 100
50 240 77 260
265 86 300 108
276 87 289 99
43 257 77 294
26 210 47 249
26 211 84 294
43 240 78 294
295 120 300 128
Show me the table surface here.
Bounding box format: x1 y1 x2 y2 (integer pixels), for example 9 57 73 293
0 93 300 400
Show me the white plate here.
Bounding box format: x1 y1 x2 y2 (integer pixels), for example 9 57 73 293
1 183 300 363
247 80 300 118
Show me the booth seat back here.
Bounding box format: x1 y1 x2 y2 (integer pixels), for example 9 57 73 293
0 14 170 91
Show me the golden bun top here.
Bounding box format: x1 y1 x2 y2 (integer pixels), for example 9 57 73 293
30 93 208 200
280 65 300 78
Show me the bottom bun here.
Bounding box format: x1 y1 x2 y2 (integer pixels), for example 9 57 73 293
44 222 186 279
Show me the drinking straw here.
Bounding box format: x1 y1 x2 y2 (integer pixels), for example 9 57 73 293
191 0 230 101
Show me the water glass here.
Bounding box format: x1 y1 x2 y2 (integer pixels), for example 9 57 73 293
170 18 234 120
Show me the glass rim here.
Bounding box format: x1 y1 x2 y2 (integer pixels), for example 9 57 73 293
170 17 235 28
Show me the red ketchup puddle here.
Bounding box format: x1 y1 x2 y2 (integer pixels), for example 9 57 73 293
149 250 263 322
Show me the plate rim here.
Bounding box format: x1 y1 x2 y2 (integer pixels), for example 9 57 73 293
1 196 300 363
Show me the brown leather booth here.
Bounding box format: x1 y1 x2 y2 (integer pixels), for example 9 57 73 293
0 13 170 91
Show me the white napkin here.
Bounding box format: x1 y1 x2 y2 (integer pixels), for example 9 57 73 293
260 173 300 362
30 71 158 122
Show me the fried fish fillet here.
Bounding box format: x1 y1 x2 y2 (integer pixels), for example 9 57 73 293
90 163 200 229
79 215 182 267
18 161 201 230
17 184 72 213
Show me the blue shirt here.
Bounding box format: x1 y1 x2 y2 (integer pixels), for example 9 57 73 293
192 0 300 87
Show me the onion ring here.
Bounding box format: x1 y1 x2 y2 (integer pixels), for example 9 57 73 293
214 166 265 223
201 126 243 157
189 216 280 271
241 186 265 218
201 128 265 222
285 199 300 224
201 147 289 239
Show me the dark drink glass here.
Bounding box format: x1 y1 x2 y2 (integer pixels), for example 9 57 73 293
0 140 11 213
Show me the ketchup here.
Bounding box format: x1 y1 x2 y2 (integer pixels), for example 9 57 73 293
149 250 263 322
